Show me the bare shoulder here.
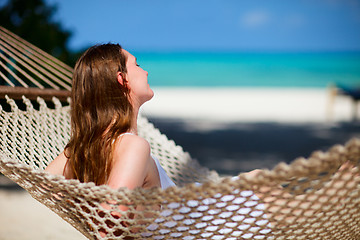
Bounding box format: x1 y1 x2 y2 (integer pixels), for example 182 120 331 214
45 151 68 176
113 134 151 162
116 134 150 151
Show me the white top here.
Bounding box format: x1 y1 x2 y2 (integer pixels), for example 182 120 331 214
152 155 176 189
119 133 176 190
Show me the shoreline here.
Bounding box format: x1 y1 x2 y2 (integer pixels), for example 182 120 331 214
141 87 356 124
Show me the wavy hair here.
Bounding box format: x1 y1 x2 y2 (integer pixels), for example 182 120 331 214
65 43 132 185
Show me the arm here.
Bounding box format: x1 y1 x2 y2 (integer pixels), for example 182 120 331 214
101 135 152 234
107 134 151 190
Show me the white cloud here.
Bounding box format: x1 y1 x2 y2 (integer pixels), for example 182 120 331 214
240 10 270 28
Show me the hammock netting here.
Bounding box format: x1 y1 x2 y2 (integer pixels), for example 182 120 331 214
1 25 360 240
1 96 360 240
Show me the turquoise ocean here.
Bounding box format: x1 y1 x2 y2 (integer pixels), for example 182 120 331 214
135 51 360 88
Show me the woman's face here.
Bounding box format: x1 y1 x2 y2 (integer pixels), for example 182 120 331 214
122 49 154 108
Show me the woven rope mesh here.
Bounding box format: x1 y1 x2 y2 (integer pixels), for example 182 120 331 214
1 96 360 240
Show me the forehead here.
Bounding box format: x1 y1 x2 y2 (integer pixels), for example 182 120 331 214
122 49 135 63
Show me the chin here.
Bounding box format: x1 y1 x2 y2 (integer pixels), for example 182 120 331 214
140 90 154 105
149 88 154 99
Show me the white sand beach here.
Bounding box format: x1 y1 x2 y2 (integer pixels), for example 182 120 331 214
0 189 86 240
141 87 355 124
0 87 358 239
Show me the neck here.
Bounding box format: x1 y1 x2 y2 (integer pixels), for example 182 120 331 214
130 105 139 135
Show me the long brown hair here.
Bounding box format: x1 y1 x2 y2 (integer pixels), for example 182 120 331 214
65 43 133 185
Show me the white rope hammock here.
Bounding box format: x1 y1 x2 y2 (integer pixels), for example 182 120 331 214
0 26 360 239
0 96 360 239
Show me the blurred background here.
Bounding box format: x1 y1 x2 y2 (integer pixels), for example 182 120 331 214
0 1 360 239
1 0 360 174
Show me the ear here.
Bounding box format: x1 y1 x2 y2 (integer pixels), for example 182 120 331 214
117 72 125 85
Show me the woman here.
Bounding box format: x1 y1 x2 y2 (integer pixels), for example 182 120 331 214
46 43 269 238
46 43 175 191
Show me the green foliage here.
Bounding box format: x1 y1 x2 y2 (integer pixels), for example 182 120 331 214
0 0 80 67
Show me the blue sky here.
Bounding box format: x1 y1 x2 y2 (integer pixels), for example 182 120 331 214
44 0 360 52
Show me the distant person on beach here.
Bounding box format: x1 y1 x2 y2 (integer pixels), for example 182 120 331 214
46 43 175 192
